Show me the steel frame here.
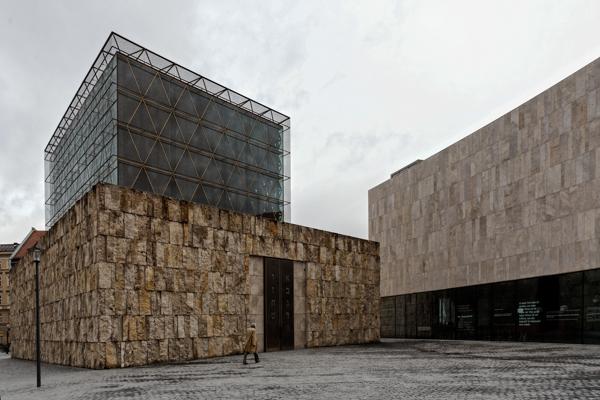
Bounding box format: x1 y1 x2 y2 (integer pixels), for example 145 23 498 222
44 32 291 227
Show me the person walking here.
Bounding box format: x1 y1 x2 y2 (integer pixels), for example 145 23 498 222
243 322 259 364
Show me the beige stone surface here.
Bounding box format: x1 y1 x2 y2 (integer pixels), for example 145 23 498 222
11 184 379 368
369 56 600 297
293 261 307 349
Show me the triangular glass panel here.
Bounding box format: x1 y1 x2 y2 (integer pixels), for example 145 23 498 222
175 177 197 201
130 62 155 95
202 126 223 152
131 132 156 162
213 159 234 184
246 170 258 194
175 116 197 144
229 136 246 160
165 78 185 107
147 141 171 171
162 114 184 142
134 169 154 192
221 106 236 131
146 170 170 194
253 146 268 169
190 152 211 177
118 162 140 187
266 126 282 148
238 144 252 166
215 134 237 159
228 114 244 135
219 192 234 211
117 95 141 123
117 129 141 161
176 150 198 177
164 177 181 199
228 167 246 190
202 159 224 185
242 115 256 137
146 74 170 106
130 102 155 133
188 124 210 152
117 58 140 93
192 92 210 118
192 185 209 205
162 143 185 171
260 151 280 174
252 123 268 143
252 172 268 196
176 89 198 116
202 185 223 206
147 105 170 134
203 102 224 126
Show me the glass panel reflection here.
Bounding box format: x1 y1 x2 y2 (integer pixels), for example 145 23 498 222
381 269 598 344
115 55 289 220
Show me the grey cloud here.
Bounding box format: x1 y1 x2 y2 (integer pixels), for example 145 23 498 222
1 0 600 242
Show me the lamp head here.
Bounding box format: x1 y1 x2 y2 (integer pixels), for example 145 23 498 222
33 246 41 262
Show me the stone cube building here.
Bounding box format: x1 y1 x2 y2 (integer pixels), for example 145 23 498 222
369 56 600 343
11 184 379 368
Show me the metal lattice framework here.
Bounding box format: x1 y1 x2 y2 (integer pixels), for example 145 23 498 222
45 32 289 157
45 32 290 227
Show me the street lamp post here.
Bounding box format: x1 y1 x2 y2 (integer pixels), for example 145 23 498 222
33 246 41 388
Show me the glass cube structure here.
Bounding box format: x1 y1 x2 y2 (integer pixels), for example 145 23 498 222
44 33 290 227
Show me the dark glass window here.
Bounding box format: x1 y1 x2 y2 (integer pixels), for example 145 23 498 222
380 297 396 338
541 273 582 343
584 269 600 344
381 269 597 344
395 295 406 338
455 286 476 340
516 277 543 342
476 284 492 340
416 292 433 338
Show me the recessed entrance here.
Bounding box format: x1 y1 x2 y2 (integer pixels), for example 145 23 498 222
264 257 294 351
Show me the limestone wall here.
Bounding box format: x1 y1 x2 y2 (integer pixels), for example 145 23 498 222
11 184 379 368
369 56 600 297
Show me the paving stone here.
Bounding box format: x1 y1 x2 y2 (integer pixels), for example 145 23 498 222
2 340 600 399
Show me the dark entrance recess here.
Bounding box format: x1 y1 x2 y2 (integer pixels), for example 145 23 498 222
264 258 294 351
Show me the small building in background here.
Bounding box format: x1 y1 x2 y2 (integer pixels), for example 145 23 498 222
0 243 18 347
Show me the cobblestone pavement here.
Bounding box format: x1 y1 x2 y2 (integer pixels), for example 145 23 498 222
1 340 600 399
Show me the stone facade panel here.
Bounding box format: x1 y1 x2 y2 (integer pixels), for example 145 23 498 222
11 184 379 368
370 56 600 297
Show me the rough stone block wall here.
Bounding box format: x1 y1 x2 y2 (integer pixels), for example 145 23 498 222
369 56 600 297
11 184 379 368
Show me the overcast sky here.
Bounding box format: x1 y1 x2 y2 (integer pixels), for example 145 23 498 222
1 1 600 243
